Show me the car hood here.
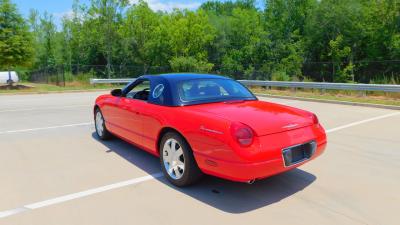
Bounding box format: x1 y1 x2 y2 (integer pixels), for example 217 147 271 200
185 100 313 136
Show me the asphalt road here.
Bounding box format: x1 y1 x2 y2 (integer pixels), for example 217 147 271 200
0 92 399 225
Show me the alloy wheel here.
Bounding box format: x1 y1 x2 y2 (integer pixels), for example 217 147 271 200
95 111 104 137
162 138 185 180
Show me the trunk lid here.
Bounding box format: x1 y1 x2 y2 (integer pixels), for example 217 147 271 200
186 100 313 136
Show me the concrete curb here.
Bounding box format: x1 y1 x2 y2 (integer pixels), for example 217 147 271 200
255 93 400 110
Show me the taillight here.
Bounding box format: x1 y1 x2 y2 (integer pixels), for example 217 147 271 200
230 122 254 147
312 114 319 124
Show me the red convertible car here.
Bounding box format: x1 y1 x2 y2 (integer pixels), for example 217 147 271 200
94 74 327 186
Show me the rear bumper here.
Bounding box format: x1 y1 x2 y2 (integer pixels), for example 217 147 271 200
194 141 327 182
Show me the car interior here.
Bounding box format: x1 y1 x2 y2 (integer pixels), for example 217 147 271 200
182 81 227 101
126 80 150 101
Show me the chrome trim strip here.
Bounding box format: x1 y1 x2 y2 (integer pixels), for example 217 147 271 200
282 123 299 129
200 126 224 135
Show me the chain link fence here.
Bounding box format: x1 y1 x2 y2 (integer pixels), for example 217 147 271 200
302 61 400 83
27 61 400 86
28 65 172 87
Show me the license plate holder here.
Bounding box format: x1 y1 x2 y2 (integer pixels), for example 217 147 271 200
282 141 316 167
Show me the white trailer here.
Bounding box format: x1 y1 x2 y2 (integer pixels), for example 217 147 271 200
0 71 19 84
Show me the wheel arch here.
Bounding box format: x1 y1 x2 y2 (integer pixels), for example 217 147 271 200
93 104 100 114
156 127 192 155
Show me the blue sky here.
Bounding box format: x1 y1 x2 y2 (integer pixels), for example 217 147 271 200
14 0 88 18
14 0 263 25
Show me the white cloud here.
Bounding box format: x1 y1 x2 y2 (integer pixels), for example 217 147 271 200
129 0 201 12
53 10 75 20
53 9 87 22
56 1 201 20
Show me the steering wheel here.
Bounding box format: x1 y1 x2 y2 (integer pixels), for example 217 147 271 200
133 88 150 100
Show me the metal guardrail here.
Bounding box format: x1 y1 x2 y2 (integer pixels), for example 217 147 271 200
90 78 136 84
90 78 400 92
239 80 400 92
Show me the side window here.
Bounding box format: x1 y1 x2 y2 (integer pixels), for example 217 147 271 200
125 80 150 101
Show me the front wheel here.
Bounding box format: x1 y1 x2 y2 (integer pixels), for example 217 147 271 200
160 132 203 186
94 108 112 140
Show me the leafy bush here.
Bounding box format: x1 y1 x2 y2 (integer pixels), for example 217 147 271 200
15 68 30 81
370 75 399 85
271 71 291 81
169 57 214 73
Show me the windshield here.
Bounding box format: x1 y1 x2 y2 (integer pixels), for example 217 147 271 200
178 78 256 104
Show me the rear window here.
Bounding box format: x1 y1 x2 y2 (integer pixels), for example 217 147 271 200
178 78 255 103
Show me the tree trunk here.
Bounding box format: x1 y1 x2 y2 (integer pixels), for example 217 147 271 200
143 64 148 75
7 67 13 86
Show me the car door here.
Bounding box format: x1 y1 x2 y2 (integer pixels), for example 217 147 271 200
114 79 150 145
139 81 170 153
100 95 120 133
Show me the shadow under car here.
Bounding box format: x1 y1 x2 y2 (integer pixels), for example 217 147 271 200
92 132 316 214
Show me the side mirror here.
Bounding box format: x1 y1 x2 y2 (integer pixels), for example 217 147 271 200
111 89 122 97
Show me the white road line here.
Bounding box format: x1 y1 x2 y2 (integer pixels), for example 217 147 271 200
0 122 93 135
25 173 163 209
0 173 163 219
326 111 400 133
0 111 399 219
0 207 29 219
0 104 89 113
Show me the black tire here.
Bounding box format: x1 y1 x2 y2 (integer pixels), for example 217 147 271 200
94 108 112 140
159 132 203 187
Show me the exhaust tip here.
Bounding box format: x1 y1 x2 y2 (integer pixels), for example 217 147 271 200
247 179 255 184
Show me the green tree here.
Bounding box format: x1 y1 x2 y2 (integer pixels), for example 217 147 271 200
16 0 400 83
60 0 85 73
165 9 216 72
88 0 128 77
38 13 57 67
304 0 362 81
328 35 352 82
201 1 269 79
200 0 256 15
120 0 166 74
264 0 315 79
0 0 33 84
220 7 269 79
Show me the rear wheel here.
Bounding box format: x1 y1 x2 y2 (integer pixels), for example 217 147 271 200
160 132 203 186
94 108 112 140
